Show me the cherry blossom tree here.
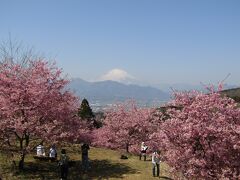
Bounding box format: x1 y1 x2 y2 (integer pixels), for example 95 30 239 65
159 87 240 179
93 101 162 153
0 60 88 169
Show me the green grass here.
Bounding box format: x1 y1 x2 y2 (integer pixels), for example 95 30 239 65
0 144 173 180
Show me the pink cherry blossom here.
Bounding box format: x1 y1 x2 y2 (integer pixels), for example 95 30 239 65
93 101 162 154
159 88 240 179
0 60 90 169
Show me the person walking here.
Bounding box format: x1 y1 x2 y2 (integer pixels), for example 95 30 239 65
152 150 161 177
58 149 69 180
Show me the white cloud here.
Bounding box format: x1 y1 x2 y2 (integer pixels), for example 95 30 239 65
99 68 135 83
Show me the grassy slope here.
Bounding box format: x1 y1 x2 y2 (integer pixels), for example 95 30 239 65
0 144 173 180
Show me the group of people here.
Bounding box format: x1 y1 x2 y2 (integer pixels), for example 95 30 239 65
139 142 161 177
36 143 90 180
36 143 57 159
36 142 160 178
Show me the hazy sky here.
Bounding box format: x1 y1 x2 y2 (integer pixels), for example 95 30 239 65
1 0 240 86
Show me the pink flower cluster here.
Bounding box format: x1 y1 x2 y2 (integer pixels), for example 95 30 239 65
93 86 240 179
93 101 162 153
0 60 90 148
160 89 240 179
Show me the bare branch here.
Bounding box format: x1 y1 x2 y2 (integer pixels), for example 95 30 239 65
0 37 43 67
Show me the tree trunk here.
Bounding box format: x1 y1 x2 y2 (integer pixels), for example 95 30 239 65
19 139 23 150
18 137 26 170
25 134 29 147
18 152 25 170
5 137 11 146
126 144 129 153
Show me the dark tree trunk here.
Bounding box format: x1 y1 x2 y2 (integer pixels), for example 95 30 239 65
6 137 11 146
18 152 25 170
25 134 29 147
14 132 28 170
19 139 23 151
126 144 129 153
18 137 27 170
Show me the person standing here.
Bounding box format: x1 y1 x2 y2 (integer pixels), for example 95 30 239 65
152 150 161 177
139 142 148 161
58 149 69 180
81 143 90 172
36 143 45 156
49 144 57 161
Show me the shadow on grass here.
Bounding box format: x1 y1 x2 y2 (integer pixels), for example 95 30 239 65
16 161 59 179
159 176 174 180
70 159 138 180
13 159 137 180
143 159 151 162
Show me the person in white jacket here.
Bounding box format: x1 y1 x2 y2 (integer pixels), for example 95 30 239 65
139 142 148 161
36 143 45 156
152 150 161 177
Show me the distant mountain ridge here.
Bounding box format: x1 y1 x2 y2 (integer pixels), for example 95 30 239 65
221 87 240 102
154 83 238 92
67 78 169 107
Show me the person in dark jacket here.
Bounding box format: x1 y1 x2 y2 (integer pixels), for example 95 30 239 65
58 149 69 180
81 143 90 172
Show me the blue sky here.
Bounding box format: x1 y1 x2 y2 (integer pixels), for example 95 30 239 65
1 0 240 86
